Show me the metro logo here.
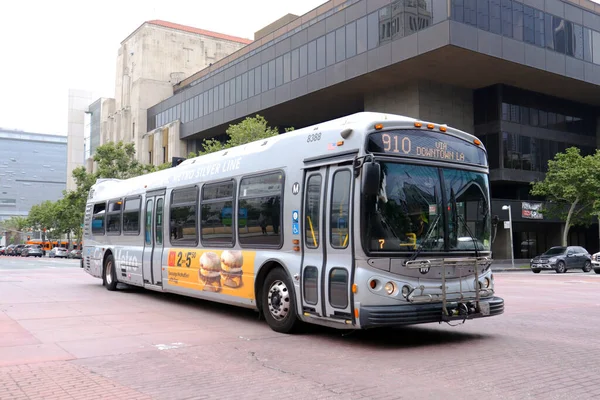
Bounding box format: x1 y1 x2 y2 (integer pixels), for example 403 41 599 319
168 251 176 266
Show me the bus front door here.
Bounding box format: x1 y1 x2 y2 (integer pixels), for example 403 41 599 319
301 165 354 321
142 191 165 287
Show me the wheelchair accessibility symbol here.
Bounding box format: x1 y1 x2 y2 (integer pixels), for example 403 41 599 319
292 223 299 235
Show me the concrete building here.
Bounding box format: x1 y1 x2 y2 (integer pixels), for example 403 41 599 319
0 129 67 222
67 89 100 190
146 0 600 259
85 20 252 171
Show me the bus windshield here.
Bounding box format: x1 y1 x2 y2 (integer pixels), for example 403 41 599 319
364 162 491 253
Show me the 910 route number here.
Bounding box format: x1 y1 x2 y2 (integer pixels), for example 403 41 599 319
307 132 321 142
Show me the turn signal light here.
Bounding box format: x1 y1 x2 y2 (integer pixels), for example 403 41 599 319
474 139 482 146
375 123 383 130
292 239 299 245
414 122 422 128
352 283 357 293
439 126 447 132
427 124 434 129
354 309 359 318
369 279 377 289
293 246 300 252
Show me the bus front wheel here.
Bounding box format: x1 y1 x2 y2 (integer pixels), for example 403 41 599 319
103 254 118 291
262 268 299 334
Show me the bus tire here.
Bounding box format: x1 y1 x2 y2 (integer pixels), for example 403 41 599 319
103 254 118 291
261 268 299 334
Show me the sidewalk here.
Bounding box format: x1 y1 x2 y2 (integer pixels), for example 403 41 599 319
491 258 531 272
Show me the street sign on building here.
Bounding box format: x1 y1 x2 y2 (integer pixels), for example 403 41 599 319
504 221 511 229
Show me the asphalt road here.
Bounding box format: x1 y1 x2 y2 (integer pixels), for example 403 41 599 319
1 256 600 400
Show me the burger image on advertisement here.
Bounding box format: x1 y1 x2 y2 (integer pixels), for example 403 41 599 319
220 250 243 288
198 252 221 292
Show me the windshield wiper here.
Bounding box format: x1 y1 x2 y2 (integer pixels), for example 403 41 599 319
407 213 442 262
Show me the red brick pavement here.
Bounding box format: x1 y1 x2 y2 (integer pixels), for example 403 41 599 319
1 261 600 399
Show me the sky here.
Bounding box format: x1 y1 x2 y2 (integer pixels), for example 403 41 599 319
1 0 599 136
0 0 325 136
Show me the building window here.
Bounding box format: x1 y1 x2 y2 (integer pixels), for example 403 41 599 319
593 30 600 65
326 31 335 67
367 11 379 50
316 36 326 70
490 0 501 34
276 56 283 86
346 21 356 58
170 186 198 245
291 48 299 81
299 44 308 77
356 16 367 54
464 0 477 27
238 171 284 248
336 26 345 63
501 0 512 38
477 0 490 31
512 1 523 41
201 181 234 246
572 24 583 59
534 9 545 47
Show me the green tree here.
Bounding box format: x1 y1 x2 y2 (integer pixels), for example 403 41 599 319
188 115 293 157
0 216 30 244
530 147 600 246
27 141 164 249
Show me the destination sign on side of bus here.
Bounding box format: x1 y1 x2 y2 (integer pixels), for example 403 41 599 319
367 129 487 166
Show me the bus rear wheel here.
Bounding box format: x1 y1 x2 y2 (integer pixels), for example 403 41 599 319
262 268 299 334
103 254 118 291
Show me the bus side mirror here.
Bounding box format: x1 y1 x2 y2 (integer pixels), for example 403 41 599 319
361 162 380 196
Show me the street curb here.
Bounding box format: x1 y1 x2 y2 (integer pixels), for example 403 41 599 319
491 268 531 272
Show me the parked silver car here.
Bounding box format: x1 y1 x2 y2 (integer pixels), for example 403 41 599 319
21 245 43 257
49 247 69 258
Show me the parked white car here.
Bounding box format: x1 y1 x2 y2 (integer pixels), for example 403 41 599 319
591 252 600 274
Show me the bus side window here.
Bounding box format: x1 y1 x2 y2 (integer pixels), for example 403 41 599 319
238 171 284 248
92 203 106 235
201 181 235 246
122 197 141 234
106 200 122 234
170 186 199 245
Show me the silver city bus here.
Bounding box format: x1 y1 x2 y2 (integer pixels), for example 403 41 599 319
82 112 504 333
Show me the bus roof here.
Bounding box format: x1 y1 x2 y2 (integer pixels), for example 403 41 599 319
87 112 482 203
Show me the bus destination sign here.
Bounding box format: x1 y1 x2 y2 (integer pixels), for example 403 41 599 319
367 129 487 166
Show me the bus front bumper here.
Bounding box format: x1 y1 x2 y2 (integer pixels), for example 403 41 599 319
358 296 504 328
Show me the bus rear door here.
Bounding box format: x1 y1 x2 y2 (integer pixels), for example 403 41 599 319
142 190 166 287
301 164 354 321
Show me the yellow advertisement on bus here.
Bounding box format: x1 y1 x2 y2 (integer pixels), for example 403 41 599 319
166 248 255 300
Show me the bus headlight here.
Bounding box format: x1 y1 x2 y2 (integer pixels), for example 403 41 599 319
384 282 395 295
484 277 491 288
